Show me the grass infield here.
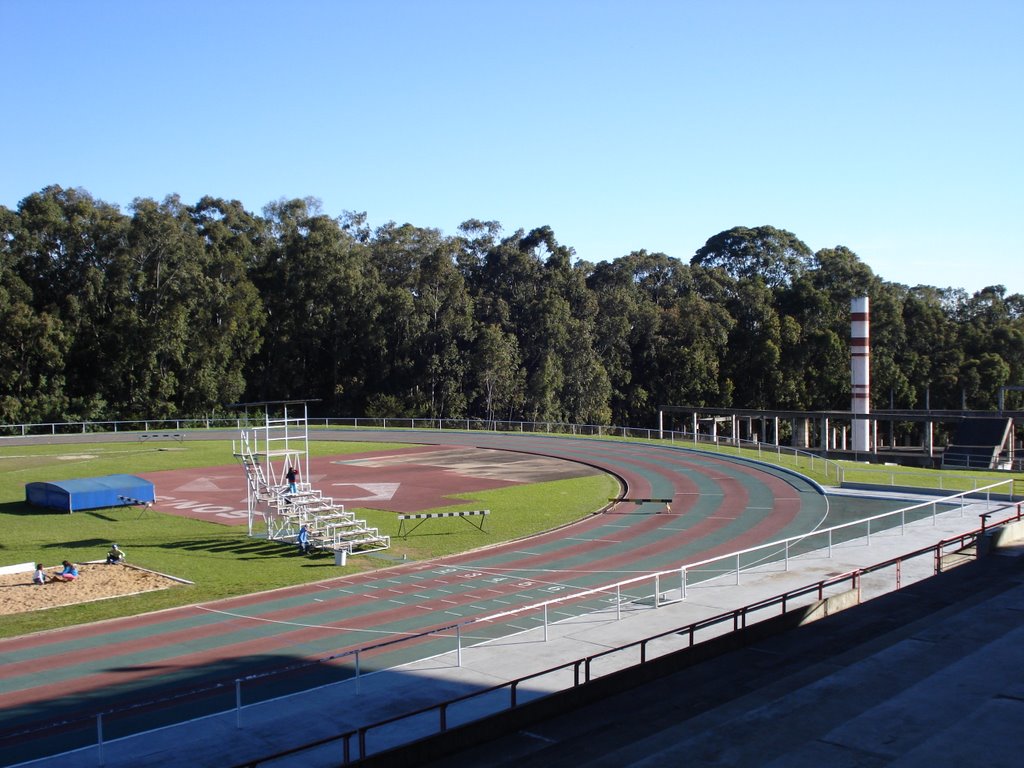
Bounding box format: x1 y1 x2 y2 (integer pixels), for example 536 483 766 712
0 439 619 638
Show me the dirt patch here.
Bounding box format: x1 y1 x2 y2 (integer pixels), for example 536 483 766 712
0 563 185 616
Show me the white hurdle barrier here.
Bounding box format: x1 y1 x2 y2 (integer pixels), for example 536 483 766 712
397 509 489 537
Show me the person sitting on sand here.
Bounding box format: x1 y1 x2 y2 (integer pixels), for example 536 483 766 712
53 560 78 582
33 564 46 585
106 543 126 564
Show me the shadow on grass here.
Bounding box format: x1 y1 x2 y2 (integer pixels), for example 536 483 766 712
147 538 335 564
0 501 66 517
41 538 110 552
151 537 287 556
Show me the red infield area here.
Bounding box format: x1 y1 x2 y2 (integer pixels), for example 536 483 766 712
138 444 599 525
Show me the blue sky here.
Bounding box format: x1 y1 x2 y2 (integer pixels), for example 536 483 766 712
3 0 1021 294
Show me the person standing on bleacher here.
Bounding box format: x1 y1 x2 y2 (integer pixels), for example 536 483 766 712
286 465 299 494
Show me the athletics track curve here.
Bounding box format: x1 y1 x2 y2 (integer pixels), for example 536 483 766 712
0 430 830 762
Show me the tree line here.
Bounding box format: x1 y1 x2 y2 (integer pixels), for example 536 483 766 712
2 185 1022 427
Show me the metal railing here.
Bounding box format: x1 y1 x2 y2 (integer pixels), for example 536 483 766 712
0 415 846 484
5 478 1014 765
236 500 1024 767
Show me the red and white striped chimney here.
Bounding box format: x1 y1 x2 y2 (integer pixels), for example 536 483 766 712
851 297 871 451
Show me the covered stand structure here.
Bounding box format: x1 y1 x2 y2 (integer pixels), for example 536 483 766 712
229 399 390 562
26 475 155 513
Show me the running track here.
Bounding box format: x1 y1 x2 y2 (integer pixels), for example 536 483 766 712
0 430 830 760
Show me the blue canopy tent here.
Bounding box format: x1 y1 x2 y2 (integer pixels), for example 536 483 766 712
25 475 155 513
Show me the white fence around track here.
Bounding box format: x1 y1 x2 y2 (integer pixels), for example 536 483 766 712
6 414 1023 488
1 415 850 481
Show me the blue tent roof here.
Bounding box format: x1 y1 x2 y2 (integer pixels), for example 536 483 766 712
25 474 155 512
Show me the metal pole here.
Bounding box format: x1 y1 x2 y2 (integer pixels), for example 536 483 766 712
355 649 361 694
543 605 549 641
457 624 463 665
97 713 105 766
616 584 621 620
235 679 242 728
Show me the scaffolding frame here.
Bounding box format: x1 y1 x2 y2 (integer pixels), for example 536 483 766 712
229 399 390 558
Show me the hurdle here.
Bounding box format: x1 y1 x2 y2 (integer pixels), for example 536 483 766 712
609 497 674 513
118 495 155 518
138 432 185 443
609 497 674 504
397 509 489 537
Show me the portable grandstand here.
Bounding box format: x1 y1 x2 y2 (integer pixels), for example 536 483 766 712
230 399 390 560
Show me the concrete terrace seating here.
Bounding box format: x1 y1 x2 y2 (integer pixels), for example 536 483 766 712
942 417 1013 469
421 550 1024 768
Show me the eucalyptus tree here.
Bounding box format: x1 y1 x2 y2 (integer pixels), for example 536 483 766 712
719 276 787 410
691 225 813 289
508 227 611 424
954 286 1022 408
97 195 262 417
0 205 71 423
184 197 266 413
247 198 373 412
896 285 962 409
777 246 880 409
667 265 735 409
470 323 524 422
587 254 651 422
463 227 541 419
416 239 475 418
365 222 475 418
9 185 127 419
587 252 735 424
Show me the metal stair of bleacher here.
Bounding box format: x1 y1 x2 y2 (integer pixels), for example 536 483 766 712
263 484 390 556
230 399 390 560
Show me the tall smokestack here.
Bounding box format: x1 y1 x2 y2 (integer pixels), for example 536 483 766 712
851 297 871 452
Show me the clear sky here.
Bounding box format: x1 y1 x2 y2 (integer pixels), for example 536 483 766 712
3 0 1021 295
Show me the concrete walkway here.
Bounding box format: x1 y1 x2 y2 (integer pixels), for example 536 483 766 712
12 499 1017 768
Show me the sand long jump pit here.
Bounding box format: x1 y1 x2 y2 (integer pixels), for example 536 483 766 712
0 564 188 616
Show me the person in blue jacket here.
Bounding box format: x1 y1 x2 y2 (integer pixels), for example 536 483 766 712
297 524 310 554
54 560 78 581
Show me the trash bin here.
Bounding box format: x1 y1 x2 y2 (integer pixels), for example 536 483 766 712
334 548 347 567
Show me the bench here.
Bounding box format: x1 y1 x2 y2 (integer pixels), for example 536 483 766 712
138 432 185 443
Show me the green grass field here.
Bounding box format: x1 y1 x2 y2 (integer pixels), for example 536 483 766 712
0 439 619 638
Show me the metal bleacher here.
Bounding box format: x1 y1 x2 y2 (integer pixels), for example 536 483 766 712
231 400 390 559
